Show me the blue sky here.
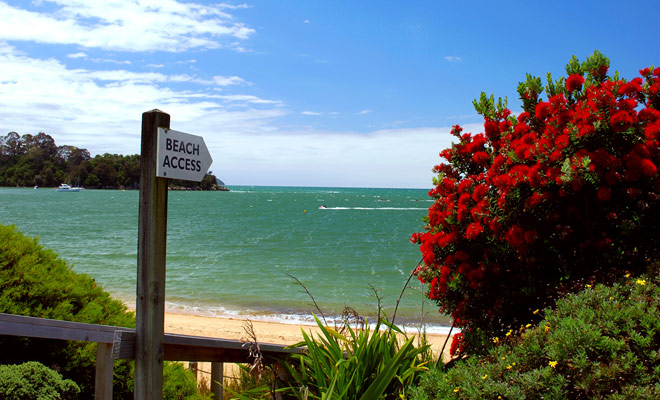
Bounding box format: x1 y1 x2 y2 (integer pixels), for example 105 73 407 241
1 1 658 188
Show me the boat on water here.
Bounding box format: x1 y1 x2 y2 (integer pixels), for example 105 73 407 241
56 183 82 192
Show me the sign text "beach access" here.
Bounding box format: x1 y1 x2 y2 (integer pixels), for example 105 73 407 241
156 128 213 182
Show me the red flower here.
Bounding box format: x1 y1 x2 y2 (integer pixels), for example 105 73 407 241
466 222 484 239
472 151 489 166
505 225 525 248
484 119 500 141
524 230 538 244
449 332 465 356
597 187 612 201
640 159 658 177
611 110 633 132
535 102 551 120
472 184 488 202
566 74 585 93
618 78 643 97
555 134 570 150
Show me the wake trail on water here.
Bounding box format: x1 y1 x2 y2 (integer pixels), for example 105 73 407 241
319 207 428 210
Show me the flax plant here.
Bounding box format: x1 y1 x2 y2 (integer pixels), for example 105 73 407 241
278 315 430 399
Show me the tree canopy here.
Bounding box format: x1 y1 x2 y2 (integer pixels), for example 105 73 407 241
412 51 660 351
0 131 223 190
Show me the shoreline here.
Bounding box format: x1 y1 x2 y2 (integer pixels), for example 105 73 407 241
157 308 454 361
120 297 453 336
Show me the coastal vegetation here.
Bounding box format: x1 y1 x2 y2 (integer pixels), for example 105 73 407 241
406 52 660 398
0 131 223 190
411 51 660 353
0 224 209 399
0 224 135 399
277 316 430 399
0 361 80 400
409 274 660 399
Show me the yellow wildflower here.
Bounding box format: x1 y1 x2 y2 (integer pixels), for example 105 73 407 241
549 360 558 368
482 374 488 380
492 337 500 344
512 362 516 366
625 273 631 278
505 329 512 337
544 325 550 332
525 323 532 328
506 364 512 370
586 284 592 288
532 309 540 315
454 387 460 393
636 279 647 285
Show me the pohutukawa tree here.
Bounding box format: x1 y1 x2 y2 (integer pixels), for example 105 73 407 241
411 51 660 352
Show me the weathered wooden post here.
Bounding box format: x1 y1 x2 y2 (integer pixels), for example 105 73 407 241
136 109 170 399
135 110 213 399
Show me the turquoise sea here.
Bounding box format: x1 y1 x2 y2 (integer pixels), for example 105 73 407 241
0 186 450 332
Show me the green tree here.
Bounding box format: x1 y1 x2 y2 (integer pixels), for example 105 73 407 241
412 52 660 352
0 224 135 399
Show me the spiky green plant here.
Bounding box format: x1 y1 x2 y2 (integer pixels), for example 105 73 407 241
278 316 430 399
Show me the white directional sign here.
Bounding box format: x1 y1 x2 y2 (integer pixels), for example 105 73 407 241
156 128 213 182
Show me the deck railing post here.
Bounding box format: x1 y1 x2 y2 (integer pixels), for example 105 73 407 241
211 362 223 400
95 342 114 400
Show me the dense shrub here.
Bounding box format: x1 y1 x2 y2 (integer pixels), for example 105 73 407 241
409 273 660 399
412 51 660 350
162 362 212 400
0 224 135 399
0 361 80 400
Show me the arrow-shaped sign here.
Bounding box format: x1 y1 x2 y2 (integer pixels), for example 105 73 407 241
156 128 213 182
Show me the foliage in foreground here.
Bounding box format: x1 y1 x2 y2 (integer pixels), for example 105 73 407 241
162 362 212 400
0 224 214 399
277 316 430 400
224 316 431 399
0 223 135 399
409 273 660 399
0 361 80 400
412 51 660 351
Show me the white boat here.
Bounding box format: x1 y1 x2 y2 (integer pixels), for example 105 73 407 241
56 183 82 192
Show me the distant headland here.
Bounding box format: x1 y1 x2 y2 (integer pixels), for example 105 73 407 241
0 131 228 191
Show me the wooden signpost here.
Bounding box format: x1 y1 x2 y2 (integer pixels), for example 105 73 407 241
136 109 212 399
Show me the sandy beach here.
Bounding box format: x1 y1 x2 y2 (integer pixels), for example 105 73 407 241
163 310 453 361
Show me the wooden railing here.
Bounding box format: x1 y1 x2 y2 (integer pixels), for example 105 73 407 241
0 313 302 400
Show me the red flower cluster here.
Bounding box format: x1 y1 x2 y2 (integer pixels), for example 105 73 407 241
412 54 660 349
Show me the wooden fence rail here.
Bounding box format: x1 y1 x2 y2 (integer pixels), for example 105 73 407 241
0 313 302 400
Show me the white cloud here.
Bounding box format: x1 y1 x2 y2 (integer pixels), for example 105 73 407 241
212 75 247 86
301 111 338 116
66 52 87 59
90 58 131 65
358 109 371 115
0 44 284 158
0 0 255 52
444 56 462 63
